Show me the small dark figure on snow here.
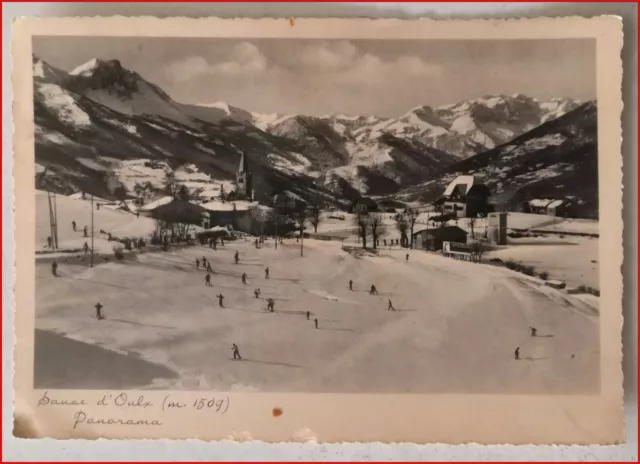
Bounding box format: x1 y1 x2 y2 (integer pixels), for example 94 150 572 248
267 298 275 312
265 267 270 279
383 239 387 246
232 343 242 360
96 203 100 210
83 242 89 255
255 238 259 249
406 253 409 262
72 220 76 232
206 262 213 273
314 318 318 329
217 294 225 308
369 284 378 295
205 273 212 286
514 347 520 360
196 258 200 270
95 302 104 320
51 261 58 277
242 273 247 285
202 256 207 267
47 236 52 248
221 238 224 246
83 226 88 238
349 280 353 291
279 238 283 244
306 311 310 320
136 211 140 218
234 250 239 264
530 327 538 337
388 299 395 311
213 239 217 250
254 288 261 299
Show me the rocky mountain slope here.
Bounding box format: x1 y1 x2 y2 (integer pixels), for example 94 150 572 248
393 101 599 218
33 55 589 205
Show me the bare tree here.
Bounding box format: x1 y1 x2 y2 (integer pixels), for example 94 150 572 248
369 213 385 250
467 217 476 239
164 170 178 197
354 213 369 249
469 241 487 263
291 206 309 256
395 213 409 247
404 209 419 249
310 203 322 233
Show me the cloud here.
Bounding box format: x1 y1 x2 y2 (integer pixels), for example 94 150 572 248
298 41 358 70
163 42 268 82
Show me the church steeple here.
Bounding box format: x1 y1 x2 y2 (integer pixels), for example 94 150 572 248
236 151 252 200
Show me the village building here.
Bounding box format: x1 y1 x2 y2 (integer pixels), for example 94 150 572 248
440 175 491 218
350 197 379 214
524 198 576 217
235 151 253 201
412 225 468 252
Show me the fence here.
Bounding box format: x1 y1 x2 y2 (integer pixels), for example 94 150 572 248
442 241 473 261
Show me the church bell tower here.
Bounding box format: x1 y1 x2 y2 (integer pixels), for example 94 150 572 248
236 151 253 200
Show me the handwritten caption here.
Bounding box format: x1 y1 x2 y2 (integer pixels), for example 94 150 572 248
36 390 230 429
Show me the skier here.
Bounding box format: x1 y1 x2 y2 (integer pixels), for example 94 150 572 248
196 258 200 270
72 220 76 232
383 239 387 247
212 239 217 250
530 327 538 337
255 238 259 249
83 226 88 238
254 288 261 299
216 294 225 308
136 211 140 218
241 273 247 285
349 280 353 291
83 242 89 255
388 299 396 311
514 347 520 360
202 256 207 268
221 238 224 246
51 260 58 277
369 284 378 295
234 250 239 264
314 318 318 329
306 311 310 320
266 298 275 312
47 236 52 248
231 343 242 360
265 267 270 279
206 262 213 273
95 302 104 320
406 253 409 262
96 203 100 210
205 273 212 287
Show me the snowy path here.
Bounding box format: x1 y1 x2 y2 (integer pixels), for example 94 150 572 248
35 239 599 394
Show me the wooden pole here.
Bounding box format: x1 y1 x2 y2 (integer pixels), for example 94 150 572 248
90 194 94 268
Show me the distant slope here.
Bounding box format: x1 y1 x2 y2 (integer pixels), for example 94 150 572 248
394 102 599 218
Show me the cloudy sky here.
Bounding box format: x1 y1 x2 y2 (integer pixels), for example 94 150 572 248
33 37 595 117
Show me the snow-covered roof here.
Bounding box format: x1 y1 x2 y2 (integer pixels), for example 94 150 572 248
528 199 553 208
138 196 174 212
443 175 478 197
547 199 565 209
200 200 257 212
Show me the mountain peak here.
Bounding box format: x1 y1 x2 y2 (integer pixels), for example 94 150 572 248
70 58 124 77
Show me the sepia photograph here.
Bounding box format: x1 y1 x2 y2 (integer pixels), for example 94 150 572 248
11 16 624 444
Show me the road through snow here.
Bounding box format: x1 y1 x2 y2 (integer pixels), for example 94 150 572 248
35 238 599 394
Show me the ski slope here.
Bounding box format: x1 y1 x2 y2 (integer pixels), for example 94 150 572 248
35 237 599 394
36 191 156 254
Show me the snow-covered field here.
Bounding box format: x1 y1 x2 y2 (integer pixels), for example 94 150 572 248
36 191 156 254
35 200 599 393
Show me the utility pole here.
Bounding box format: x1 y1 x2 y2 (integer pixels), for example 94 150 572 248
274 212 278 250
52 192 59 248
47 190 58 250
90 194 94 268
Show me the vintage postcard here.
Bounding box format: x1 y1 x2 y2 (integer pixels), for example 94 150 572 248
11 16 624 444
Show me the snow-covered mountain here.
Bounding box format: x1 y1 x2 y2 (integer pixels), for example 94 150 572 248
33 55 590 203
394 101 599 218
255 94 583 161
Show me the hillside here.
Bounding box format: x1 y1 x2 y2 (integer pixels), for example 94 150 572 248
394 102 599 218
33 55 587 203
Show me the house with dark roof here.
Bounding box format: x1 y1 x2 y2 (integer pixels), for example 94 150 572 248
412 225 468 252
441 175 491 218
